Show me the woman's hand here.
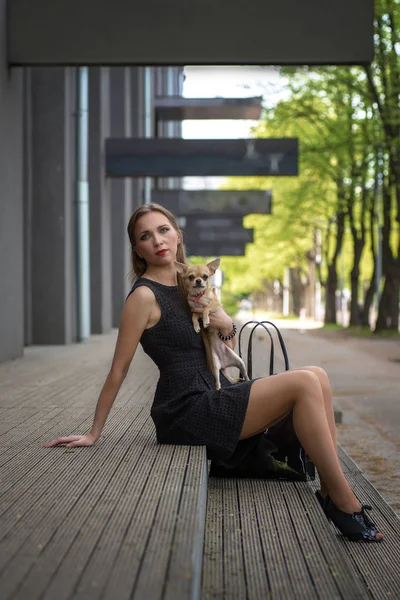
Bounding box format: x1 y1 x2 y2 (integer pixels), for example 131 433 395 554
188 289 233 333
187 293 212 312
44 433 97 448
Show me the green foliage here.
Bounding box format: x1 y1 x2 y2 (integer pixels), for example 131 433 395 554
220 0 400 326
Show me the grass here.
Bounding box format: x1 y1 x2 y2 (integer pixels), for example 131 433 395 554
322 323 400 339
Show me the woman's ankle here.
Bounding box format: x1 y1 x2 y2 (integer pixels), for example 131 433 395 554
329 491 361 514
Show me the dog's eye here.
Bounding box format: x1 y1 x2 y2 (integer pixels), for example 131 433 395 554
188 274 195 281
203 274 209 280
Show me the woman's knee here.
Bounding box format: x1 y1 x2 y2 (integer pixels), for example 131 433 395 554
295 370 324 404
302 366 331 390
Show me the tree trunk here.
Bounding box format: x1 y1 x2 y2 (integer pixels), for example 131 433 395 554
325 264 338 324
323 209 346 326
376 183 398 330
349 240 364 326
362 269 376 328
375 269 399 331
289 267 305 317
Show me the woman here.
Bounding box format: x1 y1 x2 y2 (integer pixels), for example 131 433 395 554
46 203 383 542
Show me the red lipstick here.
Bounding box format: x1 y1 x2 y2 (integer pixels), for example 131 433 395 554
156 249 167 256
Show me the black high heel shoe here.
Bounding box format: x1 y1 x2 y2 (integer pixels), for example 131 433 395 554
315 490 328 512
325 497 382 542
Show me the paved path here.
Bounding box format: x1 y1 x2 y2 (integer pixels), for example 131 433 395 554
238 315 400 516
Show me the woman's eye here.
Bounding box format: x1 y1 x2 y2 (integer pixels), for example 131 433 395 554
160 227 170 233
140 234 150 240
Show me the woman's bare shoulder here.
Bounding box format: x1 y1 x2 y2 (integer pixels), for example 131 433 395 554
125 284 156 312
128 284 156 301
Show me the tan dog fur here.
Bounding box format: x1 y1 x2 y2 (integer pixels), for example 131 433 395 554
175 258 249 390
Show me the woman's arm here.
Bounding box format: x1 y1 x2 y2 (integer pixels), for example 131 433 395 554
45 286 155 448
188 291 237 350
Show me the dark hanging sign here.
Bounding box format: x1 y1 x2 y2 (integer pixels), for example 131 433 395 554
152 189 272 215
155 97 263 121
185 242 247 257
106 138 298 177
182 217 254 244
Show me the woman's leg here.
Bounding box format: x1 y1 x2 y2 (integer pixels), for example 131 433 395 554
293 366 336 497
241 370 360 514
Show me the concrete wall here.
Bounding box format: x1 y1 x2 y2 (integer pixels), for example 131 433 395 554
0 59 183 363
28 68 77 344
89 67 112 334
0 0 24 362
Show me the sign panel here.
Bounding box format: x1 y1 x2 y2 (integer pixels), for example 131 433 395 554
183 225 254 244
185 242 247 257
152 190 272 215
155 97 262 121
106 138 298 177
8 0 373 65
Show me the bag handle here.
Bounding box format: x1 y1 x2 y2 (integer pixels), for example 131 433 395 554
239 321 275 378
238 320 290 379
257 321 290 372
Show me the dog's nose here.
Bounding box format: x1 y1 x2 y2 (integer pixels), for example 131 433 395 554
195 279 202 285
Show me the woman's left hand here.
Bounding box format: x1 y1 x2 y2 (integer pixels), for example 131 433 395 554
188 289 233 332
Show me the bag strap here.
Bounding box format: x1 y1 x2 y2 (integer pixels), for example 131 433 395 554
238 320 290 379
257 321 290 372
239 321 274 378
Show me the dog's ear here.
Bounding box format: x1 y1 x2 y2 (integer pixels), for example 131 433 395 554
174 261 189 276
206 258 220 274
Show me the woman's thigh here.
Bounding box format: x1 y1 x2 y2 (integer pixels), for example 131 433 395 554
240 369 321 440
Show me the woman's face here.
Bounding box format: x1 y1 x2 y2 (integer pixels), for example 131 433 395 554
134 211 181 266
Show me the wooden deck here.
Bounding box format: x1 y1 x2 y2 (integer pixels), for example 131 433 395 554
1 331 400 599
203 446 400 599
0 335 207 600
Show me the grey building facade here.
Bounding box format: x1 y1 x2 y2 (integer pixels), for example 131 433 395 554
1 0 182 362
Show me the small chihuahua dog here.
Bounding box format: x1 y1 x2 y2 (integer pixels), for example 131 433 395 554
175 258 249 390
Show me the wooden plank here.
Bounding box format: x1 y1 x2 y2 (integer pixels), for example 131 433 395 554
250 479 295 600
266 480 318 598
236 479 270 597
164 446 208 600
0 402 146 549
221 479 248 598
0 406 149 562
97 445 181 600
204 475 368 600
334 448 400 599
309 447 400 600
338 445 363 475
0 414 154 600
201 477 225 599
287 481 366 599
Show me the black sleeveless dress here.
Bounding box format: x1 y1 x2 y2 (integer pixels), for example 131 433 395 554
129 278 254 461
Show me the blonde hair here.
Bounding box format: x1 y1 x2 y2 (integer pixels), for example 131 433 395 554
127 203 188 294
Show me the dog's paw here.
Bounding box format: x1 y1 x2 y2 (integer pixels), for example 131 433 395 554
203 319 210 328
194 324 201 333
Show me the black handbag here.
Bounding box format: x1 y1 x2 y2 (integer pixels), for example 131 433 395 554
209 320 315 481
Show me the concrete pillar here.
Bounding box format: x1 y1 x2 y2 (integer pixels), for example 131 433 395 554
89 67 112 334
30 67 76 344
130 67 144 211
23 68 33 346
109 67 133 326
0 0 24 361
